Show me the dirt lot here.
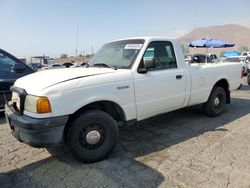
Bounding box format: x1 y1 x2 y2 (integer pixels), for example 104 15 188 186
0 81 250 188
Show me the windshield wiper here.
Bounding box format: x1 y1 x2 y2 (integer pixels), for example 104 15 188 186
93 63 117 70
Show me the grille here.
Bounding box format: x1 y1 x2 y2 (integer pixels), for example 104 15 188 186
10 86 27 115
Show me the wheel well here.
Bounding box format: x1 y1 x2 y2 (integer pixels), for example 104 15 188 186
214 79 230 104
63 101 126 142
70 100 125 121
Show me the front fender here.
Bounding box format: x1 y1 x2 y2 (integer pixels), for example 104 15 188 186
48 82 137 121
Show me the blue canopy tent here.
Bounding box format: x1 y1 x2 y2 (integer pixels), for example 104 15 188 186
223 51 241 57
189 38 235 62
189 38 235 48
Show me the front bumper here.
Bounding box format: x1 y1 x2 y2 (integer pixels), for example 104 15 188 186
5 103 69 148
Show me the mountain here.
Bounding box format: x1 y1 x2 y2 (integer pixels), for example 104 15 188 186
178 24 250 55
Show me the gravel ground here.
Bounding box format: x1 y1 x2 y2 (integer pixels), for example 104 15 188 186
0 80 250 188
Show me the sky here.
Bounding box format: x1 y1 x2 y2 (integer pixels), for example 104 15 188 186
0 0 249 58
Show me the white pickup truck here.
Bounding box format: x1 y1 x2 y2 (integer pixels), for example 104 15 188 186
5 37 242 162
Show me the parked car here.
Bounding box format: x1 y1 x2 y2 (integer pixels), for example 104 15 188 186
28 63 43 71
48 63 65 69
62 62 74 68
184 55 192 64
241 51 250 57
246 56 250 72
208 53 219 61
190 53 218 63
72 62 88 67
0 49 34 111
5 37 242 162
222 56 248 75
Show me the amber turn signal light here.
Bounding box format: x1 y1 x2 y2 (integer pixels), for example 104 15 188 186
37 97 51 113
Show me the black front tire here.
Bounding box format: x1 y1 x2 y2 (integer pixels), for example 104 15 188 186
204 86 226 117
67 110 119 163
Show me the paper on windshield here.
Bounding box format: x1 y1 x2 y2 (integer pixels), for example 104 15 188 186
124 44 143 50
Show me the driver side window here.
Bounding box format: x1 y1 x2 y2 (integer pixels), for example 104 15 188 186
142 41 177 71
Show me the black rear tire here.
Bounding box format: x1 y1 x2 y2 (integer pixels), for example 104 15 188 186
67 110 119 163
248 73 250 86
204 86 226 117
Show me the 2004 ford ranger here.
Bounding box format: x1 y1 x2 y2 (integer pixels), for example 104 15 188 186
5 37 242 162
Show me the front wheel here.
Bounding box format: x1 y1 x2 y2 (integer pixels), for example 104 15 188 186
67 110 119 163
204 86 226 117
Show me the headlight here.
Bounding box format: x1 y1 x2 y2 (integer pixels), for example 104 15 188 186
24 95 51 114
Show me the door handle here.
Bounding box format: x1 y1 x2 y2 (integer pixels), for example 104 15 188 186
176 75 183 79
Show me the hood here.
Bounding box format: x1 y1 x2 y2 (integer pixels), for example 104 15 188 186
14 67 115 94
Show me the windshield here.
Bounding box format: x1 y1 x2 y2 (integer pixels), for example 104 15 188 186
88 39 144 69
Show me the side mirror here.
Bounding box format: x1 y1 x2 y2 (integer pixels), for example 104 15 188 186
138 58 156 74
11 63 26 73
144 58 156 69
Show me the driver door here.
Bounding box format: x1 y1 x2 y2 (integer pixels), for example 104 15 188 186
134 41 187 119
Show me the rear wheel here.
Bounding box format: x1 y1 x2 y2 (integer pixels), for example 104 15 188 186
67 110 119 163
242 67 246 76
248 73 250 86
204 86 226 117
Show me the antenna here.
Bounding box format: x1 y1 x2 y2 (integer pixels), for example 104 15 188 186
75 22 78 57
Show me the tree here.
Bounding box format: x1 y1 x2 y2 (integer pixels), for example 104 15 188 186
180 44 189 55
238 45 249 53
60 54 68 58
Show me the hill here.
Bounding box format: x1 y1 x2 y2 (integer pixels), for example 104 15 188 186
178 24 250 55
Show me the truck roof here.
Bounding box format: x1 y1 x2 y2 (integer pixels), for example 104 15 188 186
110 36 176 43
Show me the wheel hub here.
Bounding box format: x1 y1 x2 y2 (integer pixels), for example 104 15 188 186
214 97 220 106
86 130 101 145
